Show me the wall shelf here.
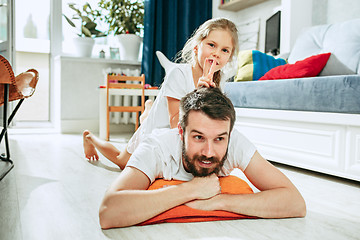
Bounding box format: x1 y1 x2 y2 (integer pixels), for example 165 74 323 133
58 55 141 66
219 0 268 11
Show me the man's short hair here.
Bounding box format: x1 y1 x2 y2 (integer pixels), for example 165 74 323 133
179 87 236 132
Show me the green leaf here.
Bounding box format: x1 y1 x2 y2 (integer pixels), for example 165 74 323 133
65 2 108 38
85 2 93 11
82 26 92 37
96 0 144 36
81 16 92 23
63 14 76 28
85 22 97 31
68 3 81 15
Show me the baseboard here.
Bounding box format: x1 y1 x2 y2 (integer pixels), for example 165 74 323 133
61 119 135 134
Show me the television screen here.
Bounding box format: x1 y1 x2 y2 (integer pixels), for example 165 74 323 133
265 11 281 55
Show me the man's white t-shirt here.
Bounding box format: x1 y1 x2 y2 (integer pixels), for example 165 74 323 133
127 128 257 183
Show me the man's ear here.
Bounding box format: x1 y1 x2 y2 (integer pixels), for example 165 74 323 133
178 122 183 140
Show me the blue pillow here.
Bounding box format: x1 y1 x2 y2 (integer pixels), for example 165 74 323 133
235 50 287 81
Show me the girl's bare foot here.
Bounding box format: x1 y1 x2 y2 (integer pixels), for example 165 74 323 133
83 130 99 160
140 99 153 124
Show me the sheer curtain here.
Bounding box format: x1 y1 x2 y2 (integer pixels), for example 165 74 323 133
141 0 212 87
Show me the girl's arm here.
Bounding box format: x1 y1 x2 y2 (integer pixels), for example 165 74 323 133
167 96 180 128
166 59 217 128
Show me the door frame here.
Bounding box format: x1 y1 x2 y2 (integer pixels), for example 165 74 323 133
0 0 15 66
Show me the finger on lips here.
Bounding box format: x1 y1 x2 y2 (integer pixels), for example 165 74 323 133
209 59 216 75
203 58 211 73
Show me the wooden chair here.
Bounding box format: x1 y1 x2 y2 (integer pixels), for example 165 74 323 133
106 74 145 141
0 55 39 180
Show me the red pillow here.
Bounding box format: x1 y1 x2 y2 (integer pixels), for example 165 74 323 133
259 53 331 80
138 175 256 226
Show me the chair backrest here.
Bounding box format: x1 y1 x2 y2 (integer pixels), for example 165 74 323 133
107 74 145 89
105 74 145 140
106 74 145 113
0 55 39 106
0 55 14 84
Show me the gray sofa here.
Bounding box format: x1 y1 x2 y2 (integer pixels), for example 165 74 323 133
225 18 360 114
224 19 360 181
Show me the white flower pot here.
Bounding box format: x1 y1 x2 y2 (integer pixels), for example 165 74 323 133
117 34 142 61
73 37 95 58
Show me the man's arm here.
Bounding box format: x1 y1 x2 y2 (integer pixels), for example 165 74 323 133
186 151 306 218
99 167 221 229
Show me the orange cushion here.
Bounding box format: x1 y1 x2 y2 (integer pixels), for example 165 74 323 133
138 175 256 226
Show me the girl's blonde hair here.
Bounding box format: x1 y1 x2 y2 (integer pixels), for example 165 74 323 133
177 18 239 87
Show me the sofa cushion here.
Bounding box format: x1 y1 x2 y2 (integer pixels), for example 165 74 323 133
235 50 286 81
319 54 356 76
288 18 360 74
259 53 330 80
225 75 360 114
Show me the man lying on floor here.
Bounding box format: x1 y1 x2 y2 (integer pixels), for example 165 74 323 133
99 87 306 229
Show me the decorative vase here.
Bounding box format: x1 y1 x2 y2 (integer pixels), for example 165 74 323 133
73 37 95 58
117 34 142 61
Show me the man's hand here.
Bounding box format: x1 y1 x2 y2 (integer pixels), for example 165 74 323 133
185 196 220 211
100 167 221 229
197 58 217 88
186 173 221 200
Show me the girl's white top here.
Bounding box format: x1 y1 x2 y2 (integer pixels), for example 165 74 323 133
127 61 194 153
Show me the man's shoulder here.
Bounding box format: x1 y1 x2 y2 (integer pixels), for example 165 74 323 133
221 128 257 172
230 128 257 143
147 128 179 141
229 128 244 143
128 128 183 183
142 128 180 153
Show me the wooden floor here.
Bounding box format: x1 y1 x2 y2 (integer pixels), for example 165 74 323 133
1 133 359 240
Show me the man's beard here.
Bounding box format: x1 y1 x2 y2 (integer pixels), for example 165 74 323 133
182 141 227 177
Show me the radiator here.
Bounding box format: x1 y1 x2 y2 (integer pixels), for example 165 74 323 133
110 92 139 125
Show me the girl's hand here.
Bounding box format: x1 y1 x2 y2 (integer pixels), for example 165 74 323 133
197 58 217 88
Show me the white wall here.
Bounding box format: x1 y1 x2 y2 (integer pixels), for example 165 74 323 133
280 0 312 53
213 0 281 53
213 0 360 54
15 52 50 121
314 0 360 25
54 56 141 133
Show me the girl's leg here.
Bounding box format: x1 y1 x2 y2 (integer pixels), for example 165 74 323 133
83 130 120 164
114 149 132 170
139 99 153 124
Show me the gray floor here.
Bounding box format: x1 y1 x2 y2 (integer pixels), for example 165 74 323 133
1 133 359 240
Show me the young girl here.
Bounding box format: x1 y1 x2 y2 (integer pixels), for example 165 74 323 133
83 17 239 169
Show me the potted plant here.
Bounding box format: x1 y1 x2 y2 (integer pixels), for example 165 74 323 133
63 2 107 57
97 0 145 61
